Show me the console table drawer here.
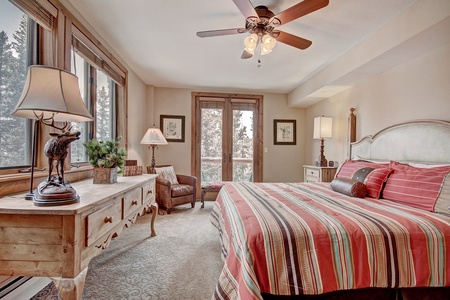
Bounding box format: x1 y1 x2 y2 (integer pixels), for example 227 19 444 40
122 189 142 217
142 181 155 203
86 199 121 246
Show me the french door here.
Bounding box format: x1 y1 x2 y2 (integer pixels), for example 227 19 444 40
192 92 263 186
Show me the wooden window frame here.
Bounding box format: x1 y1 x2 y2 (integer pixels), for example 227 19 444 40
0 0 129 196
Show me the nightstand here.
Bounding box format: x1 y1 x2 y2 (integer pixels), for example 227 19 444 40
303 165 337 183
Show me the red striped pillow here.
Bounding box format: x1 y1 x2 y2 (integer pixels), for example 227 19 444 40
336 160 392 199
382 161 450 211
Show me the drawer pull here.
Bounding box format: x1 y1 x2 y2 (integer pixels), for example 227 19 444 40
104 216 113 223
131 200 138 206
147 190 153 195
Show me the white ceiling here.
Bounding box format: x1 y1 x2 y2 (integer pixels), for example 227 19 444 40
67 0 419 102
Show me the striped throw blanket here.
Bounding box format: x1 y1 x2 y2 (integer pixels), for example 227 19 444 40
210 182 450 300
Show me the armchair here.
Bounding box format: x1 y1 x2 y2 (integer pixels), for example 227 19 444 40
148 165 197 214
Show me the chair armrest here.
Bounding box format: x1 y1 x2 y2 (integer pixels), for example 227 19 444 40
156 177 172 187
176 175 197 186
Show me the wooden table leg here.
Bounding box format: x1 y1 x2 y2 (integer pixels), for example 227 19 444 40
51 267 88 300
150 202 158 237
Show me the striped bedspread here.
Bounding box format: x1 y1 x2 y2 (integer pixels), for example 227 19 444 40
210 182 450 300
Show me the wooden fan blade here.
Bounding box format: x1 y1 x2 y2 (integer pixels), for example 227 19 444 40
232 0 259 20
274 31 312 50
270 0 329 27
196 28 247 38
241 50 253 59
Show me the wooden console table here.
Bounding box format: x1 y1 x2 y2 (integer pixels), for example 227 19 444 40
0 174 157 300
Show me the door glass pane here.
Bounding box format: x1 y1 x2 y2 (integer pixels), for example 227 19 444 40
232 110 253 182
201 108 222 182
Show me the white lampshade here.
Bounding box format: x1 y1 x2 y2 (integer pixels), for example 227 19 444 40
140 127 168 145
11 65 93 122
313 116 333 139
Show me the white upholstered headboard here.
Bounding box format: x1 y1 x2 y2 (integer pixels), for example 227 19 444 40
350 120 450 165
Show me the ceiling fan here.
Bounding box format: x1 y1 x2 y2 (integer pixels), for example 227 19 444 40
196 0 330 59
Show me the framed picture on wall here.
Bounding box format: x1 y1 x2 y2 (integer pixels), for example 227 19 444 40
160 115 185 142
274 119 296 145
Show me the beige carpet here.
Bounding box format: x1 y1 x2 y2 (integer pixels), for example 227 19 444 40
30 201 223 300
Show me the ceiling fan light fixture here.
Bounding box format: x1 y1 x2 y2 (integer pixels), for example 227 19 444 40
244 47 255 55
261 34 276 55
260 45 272 56
244 33 258 50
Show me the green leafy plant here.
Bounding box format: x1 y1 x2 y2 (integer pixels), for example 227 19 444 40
84 136 126 168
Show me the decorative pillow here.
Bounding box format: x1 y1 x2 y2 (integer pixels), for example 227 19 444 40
330 178 368 198
383 161 450 212
154 166 179 185
336 160 392 199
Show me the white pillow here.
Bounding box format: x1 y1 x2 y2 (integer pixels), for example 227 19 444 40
408 162 450 168
154 166 179 184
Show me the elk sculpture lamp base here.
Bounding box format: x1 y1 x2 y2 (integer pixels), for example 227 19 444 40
31 120 81 207
33 179 79 206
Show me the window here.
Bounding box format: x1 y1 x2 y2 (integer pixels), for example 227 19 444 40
70 51 89 163
0 2 35 169
70 51 117 164
0 0 127 197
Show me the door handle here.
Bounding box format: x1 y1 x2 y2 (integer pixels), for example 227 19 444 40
223 153 226 163
229 154 232 162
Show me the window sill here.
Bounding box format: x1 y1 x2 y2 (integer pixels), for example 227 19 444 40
0 166 94 197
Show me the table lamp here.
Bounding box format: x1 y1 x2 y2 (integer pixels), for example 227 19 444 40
11 65 93 206
140 126 168 174
313 116 332 167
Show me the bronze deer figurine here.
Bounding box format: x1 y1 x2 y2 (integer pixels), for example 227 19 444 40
42 117 80 186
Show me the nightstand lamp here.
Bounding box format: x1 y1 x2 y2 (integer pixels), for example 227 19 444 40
140 126 168 174
313 116 332 167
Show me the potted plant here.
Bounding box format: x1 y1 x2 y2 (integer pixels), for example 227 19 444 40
84 136 126 184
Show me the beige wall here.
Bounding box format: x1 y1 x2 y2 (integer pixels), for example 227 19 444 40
305 42 450 167
124 71 148 166
142 88 306 182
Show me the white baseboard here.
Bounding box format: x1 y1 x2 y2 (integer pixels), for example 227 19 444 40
1 277 51 300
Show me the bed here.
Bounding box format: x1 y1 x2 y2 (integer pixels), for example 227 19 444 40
210 119 450 300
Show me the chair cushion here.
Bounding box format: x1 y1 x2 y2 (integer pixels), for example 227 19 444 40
171 184 194 197
155 165 179 184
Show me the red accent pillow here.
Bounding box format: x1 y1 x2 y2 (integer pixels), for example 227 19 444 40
336 160 392 199
382 161 450 211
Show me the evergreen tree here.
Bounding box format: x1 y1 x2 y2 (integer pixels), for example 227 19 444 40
96 84 111 140
232 110 253 181
0 30 13 166
0 14 29 167
200 108 254 182
201 108 223 182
